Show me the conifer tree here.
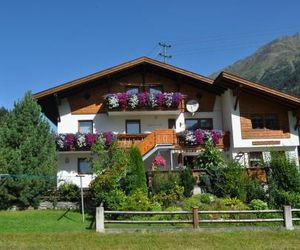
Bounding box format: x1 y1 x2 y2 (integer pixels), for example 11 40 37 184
0 92 56 209
126 146 147 194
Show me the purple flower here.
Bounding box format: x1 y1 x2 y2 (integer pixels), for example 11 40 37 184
155 93 165 107
194 129 204 145
137 92 148 107
86 133 98 148
117 93 128 109
103 131 115 146
172 92 183 107
65 134 75 148
211 129 223 144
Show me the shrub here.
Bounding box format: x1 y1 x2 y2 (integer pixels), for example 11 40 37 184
101 189 127 210
249 199 268 210
180 167 196 197
151 172 181 194
182 195 201 210
58 183 80 202
195 141 224 169
121 189 150 211
269 152 300 192
268 152 300 208
89 139 129 209
199 193 216 204
152 185 184 208
149 202 162 211
221 161 248 202
245 178 266 203
125 146 147 195
216 197 248 210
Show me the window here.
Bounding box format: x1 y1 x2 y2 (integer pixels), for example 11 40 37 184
149 86 162 94
265 114 279 130
185 119 199 130
78 120 93 133
126 120 141 134
126 86 139 95
199 119 213 130
249 152 263 167
251 114 279 130
168 119 176 129
185 118 213 130
78 158 91 174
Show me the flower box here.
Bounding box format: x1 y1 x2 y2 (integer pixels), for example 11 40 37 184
105 92 183 111
178 129 223 146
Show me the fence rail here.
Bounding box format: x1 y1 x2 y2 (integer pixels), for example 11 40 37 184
96 206 299 233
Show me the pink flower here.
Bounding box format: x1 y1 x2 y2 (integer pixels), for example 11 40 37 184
153 154 167 168
117 93 128 109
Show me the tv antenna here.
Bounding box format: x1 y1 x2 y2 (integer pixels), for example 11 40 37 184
158 42 172 63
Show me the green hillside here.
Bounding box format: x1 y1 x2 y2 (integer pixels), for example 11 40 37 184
211 33 300 96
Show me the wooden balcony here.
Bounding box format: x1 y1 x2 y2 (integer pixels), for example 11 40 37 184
56 130 230 155
118 130 230 156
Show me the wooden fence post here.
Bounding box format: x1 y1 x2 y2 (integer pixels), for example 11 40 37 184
283 205 294 230
96 205 105 233
192 207 199 229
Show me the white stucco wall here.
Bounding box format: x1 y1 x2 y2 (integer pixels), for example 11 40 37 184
57 152 94 188
57 97 224 134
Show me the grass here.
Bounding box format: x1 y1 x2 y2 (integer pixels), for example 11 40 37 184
1 210 300 249
0 210 91 233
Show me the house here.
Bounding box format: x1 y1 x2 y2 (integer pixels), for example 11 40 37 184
34 57 300 188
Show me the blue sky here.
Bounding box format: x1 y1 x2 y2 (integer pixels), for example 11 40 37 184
1 0 300 109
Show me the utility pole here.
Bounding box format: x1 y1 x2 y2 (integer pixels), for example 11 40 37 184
158 42 172 63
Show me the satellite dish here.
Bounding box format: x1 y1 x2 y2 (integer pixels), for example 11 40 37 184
186 100 199 115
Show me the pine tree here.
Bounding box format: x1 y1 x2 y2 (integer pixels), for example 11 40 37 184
0 92 57 209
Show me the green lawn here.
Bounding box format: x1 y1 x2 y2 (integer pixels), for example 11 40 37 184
1 210 300 250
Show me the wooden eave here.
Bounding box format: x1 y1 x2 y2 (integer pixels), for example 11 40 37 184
214 71 300 108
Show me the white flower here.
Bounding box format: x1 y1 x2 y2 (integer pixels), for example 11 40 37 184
164 92 173 107
107 94 119 109
148 93 158 107
76 134 86 148
184 130 197 145
128 94 139 109
56 134 66 149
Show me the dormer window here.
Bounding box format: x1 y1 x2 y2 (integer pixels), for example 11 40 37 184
78 120 93 133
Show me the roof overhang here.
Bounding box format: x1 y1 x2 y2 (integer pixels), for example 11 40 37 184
214 71 300 109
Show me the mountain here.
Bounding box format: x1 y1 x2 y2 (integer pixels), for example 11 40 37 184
210 33 300 96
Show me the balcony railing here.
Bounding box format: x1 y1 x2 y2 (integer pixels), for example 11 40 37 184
55 130 230 153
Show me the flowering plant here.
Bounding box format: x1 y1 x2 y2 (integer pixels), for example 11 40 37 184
105 92 183 110
128 94 139 109
179 129 223 146
152 153 167 169
106 94 119 109
75 133 87 149
55 132 116 151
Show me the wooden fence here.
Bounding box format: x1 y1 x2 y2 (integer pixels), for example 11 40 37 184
95 206 300 232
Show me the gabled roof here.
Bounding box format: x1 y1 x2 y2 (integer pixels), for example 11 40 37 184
214 71 300 107
34 56 214 99
34 56 300 125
